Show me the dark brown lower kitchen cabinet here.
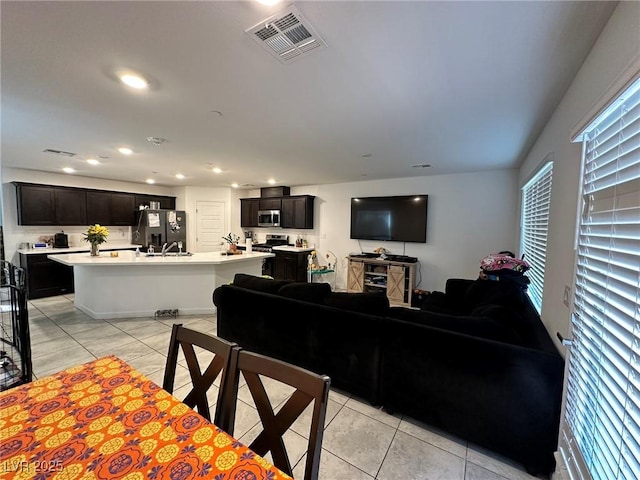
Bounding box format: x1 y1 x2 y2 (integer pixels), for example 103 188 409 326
20 253 74 299
273 251 308 282
281 195 314 229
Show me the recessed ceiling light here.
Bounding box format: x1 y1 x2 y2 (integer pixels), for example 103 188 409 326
267 179 276 185
256 0 282 6
119 73 148 90
175 174 185 180
231 183 239 189
62 167 75 174
146 178 155 184
86 158 100 166
212 167 222 174
118 147 133 155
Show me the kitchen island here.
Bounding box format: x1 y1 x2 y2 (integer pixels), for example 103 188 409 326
48 250 273 319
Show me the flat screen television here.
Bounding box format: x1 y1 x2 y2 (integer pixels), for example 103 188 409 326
350 195 428 243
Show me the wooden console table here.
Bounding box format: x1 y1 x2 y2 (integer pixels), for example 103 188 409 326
347 256 416 306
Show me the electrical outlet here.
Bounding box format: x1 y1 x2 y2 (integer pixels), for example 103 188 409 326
563 286 571 307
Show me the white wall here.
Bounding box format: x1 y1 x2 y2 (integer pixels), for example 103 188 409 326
230 169 519 292
1 168 178 263
178 186 232 252
518 1 640 352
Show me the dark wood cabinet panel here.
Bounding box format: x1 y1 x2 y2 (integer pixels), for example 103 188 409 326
258 198 281 210
240 199 260 227
54 188 87 225
15 184 56 225
240 195 315 229
281 195 314 229
87 191 135 226
86 191 111 225
110 193 135 225
20 253 74 299
273 251 308 282
14 183 173 226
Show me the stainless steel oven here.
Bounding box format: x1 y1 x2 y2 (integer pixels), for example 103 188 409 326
258 210 280 227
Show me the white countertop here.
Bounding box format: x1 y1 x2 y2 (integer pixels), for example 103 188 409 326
48 250 273 266
19 243 142 255
272 245 315 253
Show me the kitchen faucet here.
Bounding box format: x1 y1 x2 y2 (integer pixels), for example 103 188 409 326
161 242 177 256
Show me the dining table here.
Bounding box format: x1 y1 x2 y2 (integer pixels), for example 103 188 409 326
0 355 292 479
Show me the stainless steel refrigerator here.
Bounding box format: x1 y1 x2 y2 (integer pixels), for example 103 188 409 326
133 210 186 252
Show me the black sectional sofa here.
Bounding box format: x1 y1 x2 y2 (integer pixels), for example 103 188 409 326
212 274 564 476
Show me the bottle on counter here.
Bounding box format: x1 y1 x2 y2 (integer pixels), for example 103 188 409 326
135 247 140 257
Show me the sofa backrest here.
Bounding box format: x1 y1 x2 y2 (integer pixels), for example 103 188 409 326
386 307 524 345
212 283 384 404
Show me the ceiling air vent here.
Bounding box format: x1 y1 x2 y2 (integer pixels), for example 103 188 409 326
43 149 76 157
245 5 327 64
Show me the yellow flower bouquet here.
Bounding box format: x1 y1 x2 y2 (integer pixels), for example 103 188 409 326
83 224 109 244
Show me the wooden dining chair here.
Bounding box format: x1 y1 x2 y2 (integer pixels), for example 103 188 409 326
163 324 239 433
225 350 331 480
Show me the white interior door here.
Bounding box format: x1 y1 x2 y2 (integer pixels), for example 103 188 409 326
195 201 225 252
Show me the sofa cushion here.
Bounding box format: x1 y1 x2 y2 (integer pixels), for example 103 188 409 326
278 282 332 304
233 273 292 294
386 307 523 345
463 279 527 311
324 291 389 315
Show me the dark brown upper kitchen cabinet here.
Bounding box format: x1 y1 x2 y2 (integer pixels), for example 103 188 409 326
15 183 56 225
258 197 281 210
281 195 314 229
110 193 135 225
240 198 260 227
87 191 135 226
54 188 87 225
86 191 111 225
134 194 176 210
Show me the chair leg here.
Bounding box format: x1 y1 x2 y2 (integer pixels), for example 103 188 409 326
162 323 183 393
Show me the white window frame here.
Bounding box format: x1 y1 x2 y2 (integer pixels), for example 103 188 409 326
520 159 553 313
558 74 640 480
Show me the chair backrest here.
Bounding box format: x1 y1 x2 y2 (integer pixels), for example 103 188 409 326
225 350 331 480
163 324 239 433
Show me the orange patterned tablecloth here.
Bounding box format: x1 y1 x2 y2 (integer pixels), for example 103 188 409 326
0 355 291 480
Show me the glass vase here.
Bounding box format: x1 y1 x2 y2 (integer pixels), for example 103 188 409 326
90 243 100 256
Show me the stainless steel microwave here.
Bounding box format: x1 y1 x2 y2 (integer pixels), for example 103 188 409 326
258 210 280 227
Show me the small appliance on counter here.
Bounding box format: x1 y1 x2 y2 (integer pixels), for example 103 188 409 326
54 231 69 248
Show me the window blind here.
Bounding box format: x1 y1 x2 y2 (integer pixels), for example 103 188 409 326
562 77 640 480
521 161 553 312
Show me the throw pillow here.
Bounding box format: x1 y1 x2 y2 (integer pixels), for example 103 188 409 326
324 291 389 315
278 282 332 304
232 273 292 294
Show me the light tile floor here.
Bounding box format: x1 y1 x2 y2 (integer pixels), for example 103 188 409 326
27 294 542 480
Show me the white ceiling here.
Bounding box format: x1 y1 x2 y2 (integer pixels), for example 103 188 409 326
1 1 616 189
